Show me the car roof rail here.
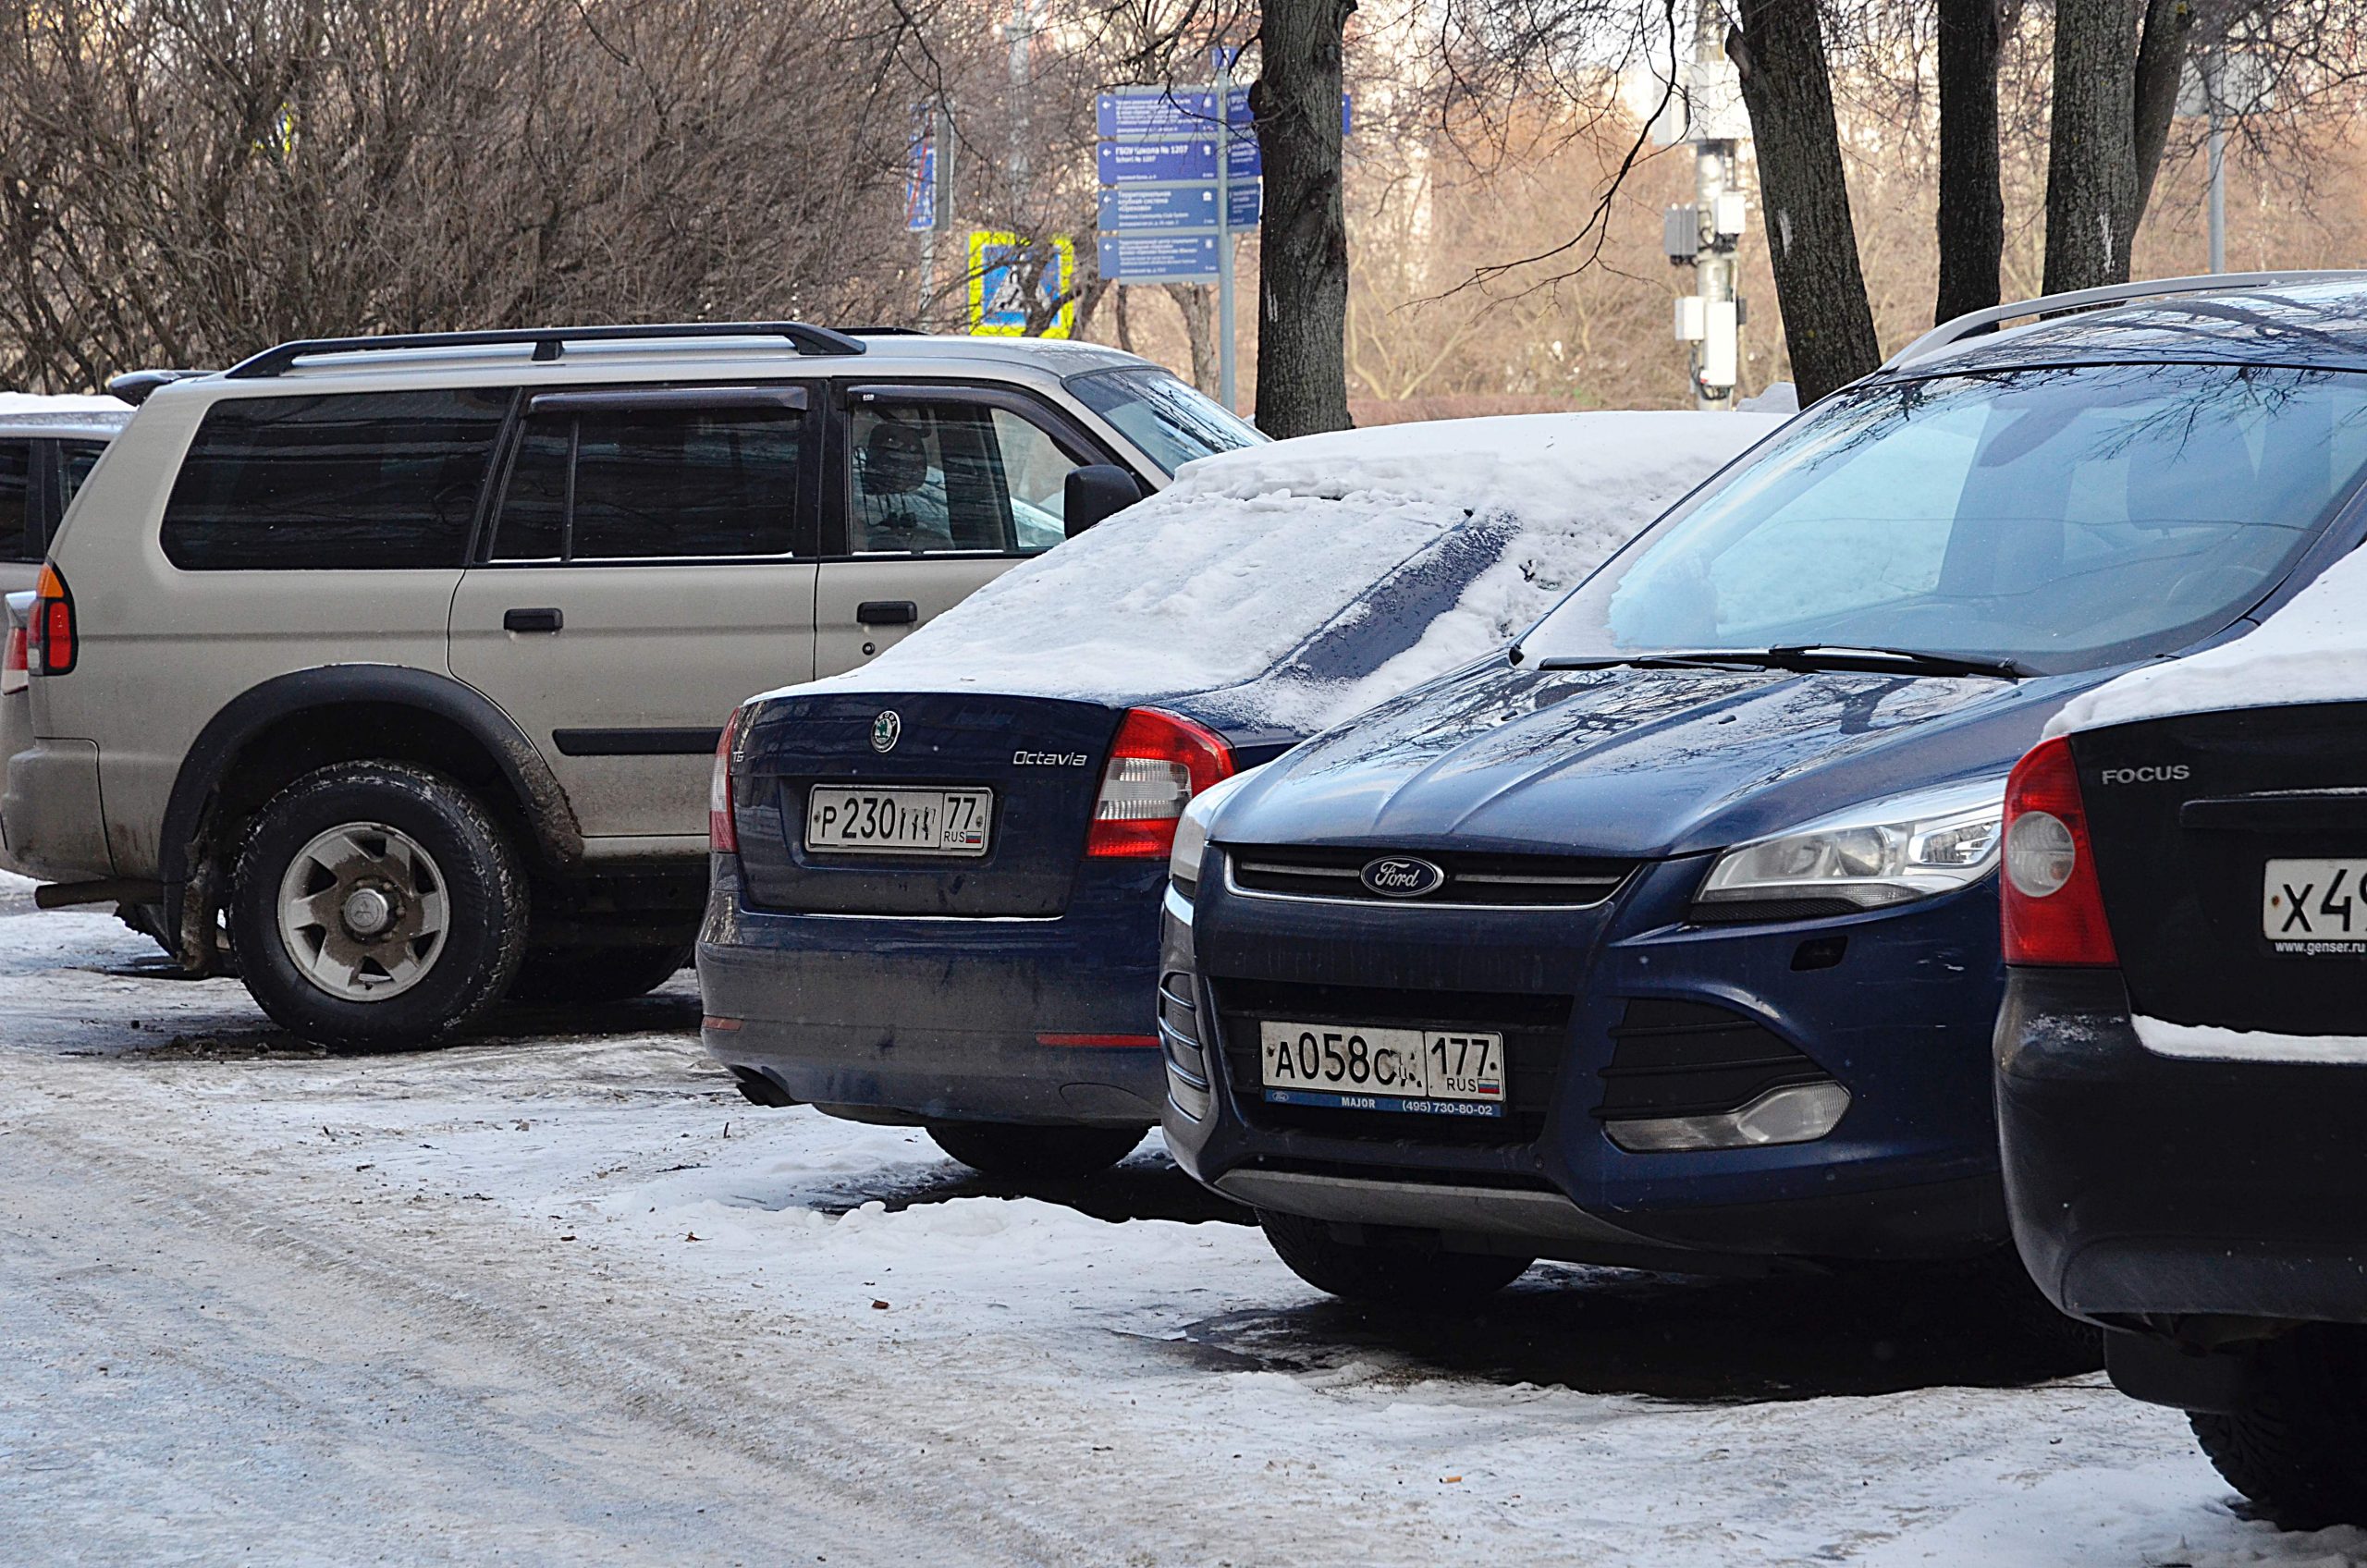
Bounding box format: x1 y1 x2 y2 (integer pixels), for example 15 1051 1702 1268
1882 269 2367 373
222 321 869 380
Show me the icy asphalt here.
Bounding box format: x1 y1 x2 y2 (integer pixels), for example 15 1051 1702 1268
4 872 2363 1567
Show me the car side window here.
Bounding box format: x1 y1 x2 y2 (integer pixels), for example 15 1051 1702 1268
490 403 804 562
0 441 29 562
160 390 509 570
848 398 1082 556
57 441 106 512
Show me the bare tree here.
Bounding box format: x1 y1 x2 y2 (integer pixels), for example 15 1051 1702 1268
1254 0 1356 435
1935 0 2006 322
1729 0 1882 398
0 0 930 389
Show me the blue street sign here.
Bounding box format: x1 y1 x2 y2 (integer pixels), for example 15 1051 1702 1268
1227 178 1261 230
1098 232 1219 282
904 110 937 232
1098 184 1221 233
1096 88 1221 139
1098 139 1218 184
1226 135 1258 179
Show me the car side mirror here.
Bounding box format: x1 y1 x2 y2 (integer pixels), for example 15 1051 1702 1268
1063 464 1144 537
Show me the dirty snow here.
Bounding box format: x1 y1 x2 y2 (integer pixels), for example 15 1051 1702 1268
4 874 2363 1564
2051 536 2367 737
2133 1014 2367 1064
793 412 1778 730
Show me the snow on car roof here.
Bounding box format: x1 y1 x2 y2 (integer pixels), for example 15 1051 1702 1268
2049 542 2367 737
795 410 1784 729
0 391 132 431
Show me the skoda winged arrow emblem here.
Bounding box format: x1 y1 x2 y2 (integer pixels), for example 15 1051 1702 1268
1361 856 1446 899
871 710 902 753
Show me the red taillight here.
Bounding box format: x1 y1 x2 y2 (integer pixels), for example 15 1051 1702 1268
3 620 26 692
710 706 745 854
1085 707 1235 859
29 563 74 676
2000 736 2117 966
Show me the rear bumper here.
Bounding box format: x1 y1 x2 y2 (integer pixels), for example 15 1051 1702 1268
0 736 113 882
694 856 1166 1126
1997 966 2367 1327
1160 856 2009 1268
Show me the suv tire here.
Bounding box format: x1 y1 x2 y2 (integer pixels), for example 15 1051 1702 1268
1257 1208 1533 1310
229 762 525 1050
926 1121 1147 1180
2191 1326 2367 1527
508 943 691 1006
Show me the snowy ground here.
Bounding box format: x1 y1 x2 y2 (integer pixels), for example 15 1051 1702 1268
4 873 2362 1566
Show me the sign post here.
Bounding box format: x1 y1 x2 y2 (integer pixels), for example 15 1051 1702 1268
906 104 943 320
1093 70 1342 411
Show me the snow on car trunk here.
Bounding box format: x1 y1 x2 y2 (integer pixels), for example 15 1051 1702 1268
793 411 1784 731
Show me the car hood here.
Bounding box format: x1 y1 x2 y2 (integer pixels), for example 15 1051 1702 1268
1211 657 2101 861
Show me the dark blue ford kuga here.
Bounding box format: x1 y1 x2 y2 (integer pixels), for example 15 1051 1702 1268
1158 273 2367 1305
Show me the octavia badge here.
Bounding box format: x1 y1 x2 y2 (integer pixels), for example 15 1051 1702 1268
1361 856 1446 899
871 711 901 753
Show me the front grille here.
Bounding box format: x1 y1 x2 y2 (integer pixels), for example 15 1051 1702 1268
1593 998 1834 1121
1226 845 1633 908
1212 977 1572 1146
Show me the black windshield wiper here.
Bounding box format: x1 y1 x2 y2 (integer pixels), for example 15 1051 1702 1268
1533 650 1774 673
1760 644 2029 680
1532 645 2027 680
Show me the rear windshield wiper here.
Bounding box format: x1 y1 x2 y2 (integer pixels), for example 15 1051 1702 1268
1532 645 2027 680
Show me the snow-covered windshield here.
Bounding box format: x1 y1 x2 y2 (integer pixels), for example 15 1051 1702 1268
1064 366 1265 475
1521 364 2367 677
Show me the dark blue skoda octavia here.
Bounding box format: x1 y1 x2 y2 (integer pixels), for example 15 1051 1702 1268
1159 276 2367 1304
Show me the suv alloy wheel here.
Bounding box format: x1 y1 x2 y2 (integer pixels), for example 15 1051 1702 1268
229 761 525 1049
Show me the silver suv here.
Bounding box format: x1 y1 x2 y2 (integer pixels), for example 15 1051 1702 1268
2 322 1255 1047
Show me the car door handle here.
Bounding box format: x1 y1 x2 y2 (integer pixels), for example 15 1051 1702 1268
856 600 919 627
503 607 564 633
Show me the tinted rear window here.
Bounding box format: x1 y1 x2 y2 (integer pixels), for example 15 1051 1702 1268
162 389 509 570
490 404 803 561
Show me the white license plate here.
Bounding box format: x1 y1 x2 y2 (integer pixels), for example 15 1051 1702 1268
2264 858 2367 953
1257 1020 1506 1118
806 787 992 856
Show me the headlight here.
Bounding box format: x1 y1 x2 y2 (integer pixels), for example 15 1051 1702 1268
1694 776 2005 918
1169 764 1262 895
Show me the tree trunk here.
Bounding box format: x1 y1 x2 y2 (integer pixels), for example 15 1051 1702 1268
1253 0 1355 435
1934 0 2005 325
2042 0 2141 292
1728 0 1883 403
2130 0 2192 221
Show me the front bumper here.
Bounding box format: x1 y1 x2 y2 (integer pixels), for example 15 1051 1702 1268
1159 851 2008 1268
695 855 1166 1126
1997 965 2367 1328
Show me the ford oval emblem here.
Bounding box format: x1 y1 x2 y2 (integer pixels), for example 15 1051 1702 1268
871 711 901 753
1361 856 1445 899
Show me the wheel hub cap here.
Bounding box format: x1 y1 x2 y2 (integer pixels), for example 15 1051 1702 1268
275 822 450 1003
340 886 396 937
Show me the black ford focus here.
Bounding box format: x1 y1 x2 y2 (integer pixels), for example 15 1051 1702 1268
1996 563 2367 1525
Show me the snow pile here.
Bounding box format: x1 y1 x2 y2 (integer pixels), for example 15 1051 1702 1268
2050 542 2367 737
803 411 1779 729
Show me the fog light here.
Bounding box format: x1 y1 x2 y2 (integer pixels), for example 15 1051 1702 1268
1604 1081 1852 1153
